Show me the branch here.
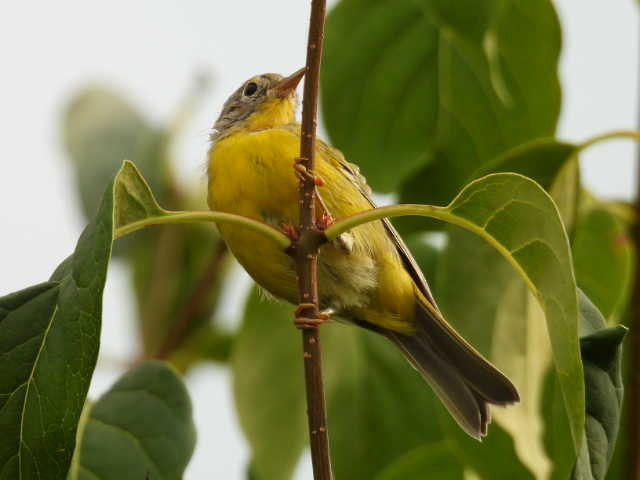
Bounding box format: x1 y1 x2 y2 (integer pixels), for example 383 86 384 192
154 242 229 359
294 0 332 479
626 53 640 480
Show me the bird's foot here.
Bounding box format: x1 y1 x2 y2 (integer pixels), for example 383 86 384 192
316 211 334 231
294 160 325 186
280 222 300 242
293 303 331 329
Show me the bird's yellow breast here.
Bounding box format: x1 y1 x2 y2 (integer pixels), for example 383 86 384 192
208 127 417 332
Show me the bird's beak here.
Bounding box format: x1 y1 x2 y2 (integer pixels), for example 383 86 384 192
272 67 306 98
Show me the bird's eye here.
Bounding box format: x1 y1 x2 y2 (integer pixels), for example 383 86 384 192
244 82 258 96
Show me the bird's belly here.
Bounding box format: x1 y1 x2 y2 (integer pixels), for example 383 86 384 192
208 129 417 331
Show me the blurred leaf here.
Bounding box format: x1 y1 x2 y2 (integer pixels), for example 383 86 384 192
475 138 577 190
485 284 549 479
323 0 560 193
374 442 463 480
436 228 514 350
403 234 442 281
64 87 166 220
573 208 634 322
436 233 548 479
326 326 446 480
0 166 115 479
168 324 234 371
113 160 226 356
68 361 196 480
231 289 307 480
65 87 228 359
441 414 535 480
129 225 225 356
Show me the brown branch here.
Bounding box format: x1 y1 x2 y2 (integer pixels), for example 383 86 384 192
154 241 228 359
627 74 640 480
294 0 332 479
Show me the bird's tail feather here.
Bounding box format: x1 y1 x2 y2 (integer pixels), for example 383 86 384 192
385 294 519 439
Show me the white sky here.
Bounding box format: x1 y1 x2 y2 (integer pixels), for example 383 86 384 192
0 1 637 479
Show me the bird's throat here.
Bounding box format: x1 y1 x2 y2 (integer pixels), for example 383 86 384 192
245 97 296 131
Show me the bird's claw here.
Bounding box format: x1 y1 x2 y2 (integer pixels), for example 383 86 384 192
316 211 334 231
294 161 325 186
281 222 300 242
294 303 331 329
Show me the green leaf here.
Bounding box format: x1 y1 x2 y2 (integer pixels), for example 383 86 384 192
326 172 584 460
113 160 233 356
403 234 441 281
68 361 196 480
231 289 306 480
442 173 583 453
326 325 446 480
64 87 166 220
436 228 514 350
544 293 626 480
398 136 578 234
323 0 561 193
0 168 115 478
112 161 289 249
374 442 463 480
113 160 167 229
573 208 634 321
436 232 550 478
572 293 626 480
474 138 577 191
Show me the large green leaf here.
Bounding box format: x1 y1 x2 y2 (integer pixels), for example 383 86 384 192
68 361 196 480
0 169 115 479
327 172 584 457
573 208 634 322
323 0 561 193
231 289 307 480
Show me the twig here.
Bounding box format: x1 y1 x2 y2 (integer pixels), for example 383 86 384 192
627 40 640 480
294 0 332 479
154 241 228 359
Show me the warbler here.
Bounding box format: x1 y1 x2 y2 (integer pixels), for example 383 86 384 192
207 68 519 438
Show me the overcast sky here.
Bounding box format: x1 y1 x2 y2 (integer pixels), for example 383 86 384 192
0 1 637 478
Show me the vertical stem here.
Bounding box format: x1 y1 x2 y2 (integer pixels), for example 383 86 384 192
627 33 640 479
295 0 331 479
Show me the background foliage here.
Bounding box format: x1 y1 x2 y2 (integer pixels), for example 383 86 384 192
0 0 635 479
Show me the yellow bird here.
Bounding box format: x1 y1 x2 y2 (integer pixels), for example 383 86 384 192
207 69 519 438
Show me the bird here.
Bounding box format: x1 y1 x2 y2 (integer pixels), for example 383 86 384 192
207 68 520 439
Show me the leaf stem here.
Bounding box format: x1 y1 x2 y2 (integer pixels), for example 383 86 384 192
295 0 332 478
114 211 291 249
578 129 640 152
324 201 537 297
325 204 445 241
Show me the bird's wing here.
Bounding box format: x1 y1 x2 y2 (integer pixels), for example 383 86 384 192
316 138 438 307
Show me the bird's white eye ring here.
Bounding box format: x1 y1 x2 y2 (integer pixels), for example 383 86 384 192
244 82 258 96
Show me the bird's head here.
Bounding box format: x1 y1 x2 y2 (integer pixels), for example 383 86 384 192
212 67 306 139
